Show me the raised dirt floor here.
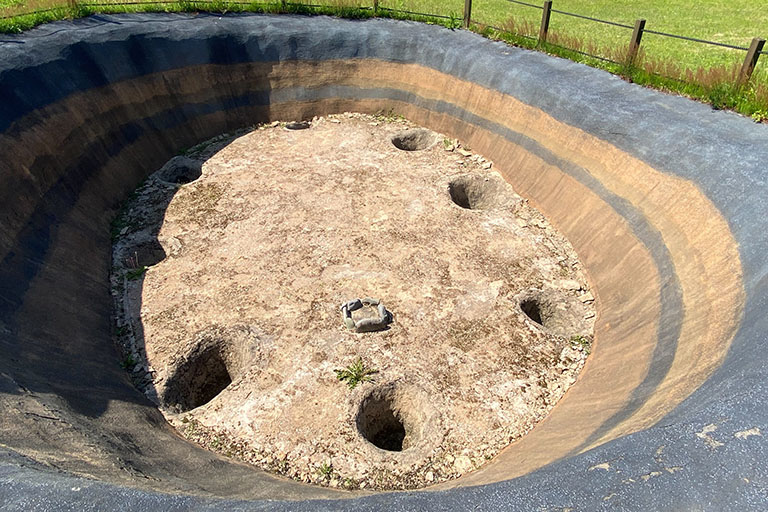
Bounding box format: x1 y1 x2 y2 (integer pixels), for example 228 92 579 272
111 113 595 490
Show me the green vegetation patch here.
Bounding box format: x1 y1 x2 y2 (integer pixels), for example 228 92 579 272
334 357 379 390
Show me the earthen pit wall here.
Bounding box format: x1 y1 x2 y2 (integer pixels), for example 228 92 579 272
0 16 744 499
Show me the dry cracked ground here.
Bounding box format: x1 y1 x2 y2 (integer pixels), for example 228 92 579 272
110 112 596 490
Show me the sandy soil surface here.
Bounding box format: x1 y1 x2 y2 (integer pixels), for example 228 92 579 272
110 113 595 490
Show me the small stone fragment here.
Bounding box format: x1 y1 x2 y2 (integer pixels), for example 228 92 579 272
453 455 473 473
560 279 582 291
343 299 363 312
354 317 384 332
167 236 183 255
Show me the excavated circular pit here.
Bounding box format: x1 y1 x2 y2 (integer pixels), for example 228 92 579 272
391 128 436 151
161 342 233 412
125 240 166 268
0 14 754 509
520 298 544 326
157 156 203 185
448 181 472 209
448 175 510 210
356 389 411 452
285 120 311 130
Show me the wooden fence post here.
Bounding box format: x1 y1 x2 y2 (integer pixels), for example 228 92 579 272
538 1 552 45
463 0 472 29
738 37 766 85
627 19 646 65
373 0 379 15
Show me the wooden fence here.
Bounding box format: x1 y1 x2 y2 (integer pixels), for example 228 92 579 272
466 0 766 83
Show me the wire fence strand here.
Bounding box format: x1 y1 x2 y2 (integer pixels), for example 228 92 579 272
378 6 452 20
643 28 751 51
549 8 634 30
505 0 542 10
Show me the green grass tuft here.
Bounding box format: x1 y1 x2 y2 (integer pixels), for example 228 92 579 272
317 461 335 479
570 335 592 355
125 265 148 280
334 357 379 390
119 354 137 369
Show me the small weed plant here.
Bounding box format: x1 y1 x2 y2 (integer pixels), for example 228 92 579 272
110 213 129 241
126 265 148 280
124 251 140 270
373 108 405 123
341 477 359 489
120 354 137 369
751 109 768 123
317 461 335 479
570 335 592 355
334 357 378 390
447 11 461 30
